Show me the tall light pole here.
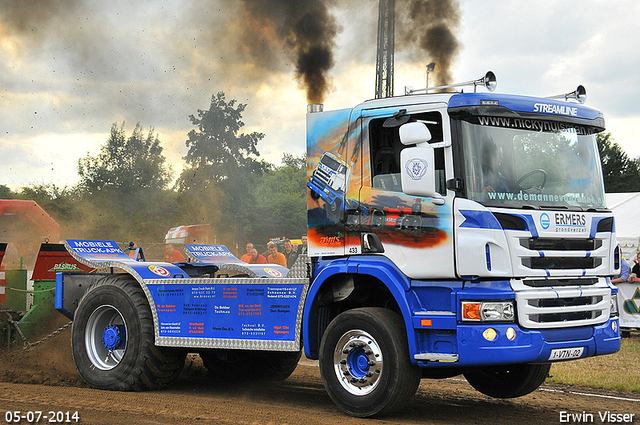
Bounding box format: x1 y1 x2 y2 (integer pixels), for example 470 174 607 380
375 0 395 99
426 62 436 90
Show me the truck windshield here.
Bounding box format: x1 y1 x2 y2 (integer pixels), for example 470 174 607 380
458 117 606 210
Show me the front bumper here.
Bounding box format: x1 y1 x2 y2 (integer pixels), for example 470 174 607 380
415 317 620 367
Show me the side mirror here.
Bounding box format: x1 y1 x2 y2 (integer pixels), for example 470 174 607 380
400 145 439 198
399 122 432 146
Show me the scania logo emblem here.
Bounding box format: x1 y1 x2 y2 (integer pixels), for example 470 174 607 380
405 158 428 181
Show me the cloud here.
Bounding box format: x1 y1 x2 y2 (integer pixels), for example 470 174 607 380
0 133 104 187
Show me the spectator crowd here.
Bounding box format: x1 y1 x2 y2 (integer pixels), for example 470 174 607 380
241 236 308 268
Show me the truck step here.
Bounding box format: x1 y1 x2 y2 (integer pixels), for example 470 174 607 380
414 353 459 362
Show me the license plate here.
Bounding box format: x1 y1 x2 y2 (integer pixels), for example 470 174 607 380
548 347 584 361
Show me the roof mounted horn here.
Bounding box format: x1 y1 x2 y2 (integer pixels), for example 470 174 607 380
405 71 497 95
547 85 587 104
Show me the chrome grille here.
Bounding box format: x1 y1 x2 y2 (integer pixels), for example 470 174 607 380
519 236 605 271
515 285 610 329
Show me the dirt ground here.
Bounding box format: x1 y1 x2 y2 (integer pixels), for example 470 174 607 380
0 320 638 425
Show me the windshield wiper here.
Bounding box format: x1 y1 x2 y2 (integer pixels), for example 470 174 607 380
544 205 588 211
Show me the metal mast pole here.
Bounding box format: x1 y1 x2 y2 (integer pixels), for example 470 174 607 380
374 0 395 99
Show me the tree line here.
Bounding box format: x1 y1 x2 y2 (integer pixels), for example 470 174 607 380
597 132 640 193
1 92 306 252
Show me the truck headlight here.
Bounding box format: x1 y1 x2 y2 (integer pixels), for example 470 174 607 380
462 301 515 322
610 293 619 317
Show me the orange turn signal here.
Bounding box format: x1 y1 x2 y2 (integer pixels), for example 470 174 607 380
463 302 482 321
420 319 432 327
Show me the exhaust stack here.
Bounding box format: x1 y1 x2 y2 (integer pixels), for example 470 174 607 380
307 104 324 114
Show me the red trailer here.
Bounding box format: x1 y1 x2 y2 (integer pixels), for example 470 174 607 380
164 224 212 244
0 200 60 270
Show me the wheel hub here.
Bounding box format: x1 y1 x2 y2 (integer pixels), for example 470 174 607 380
334 330 383 395
85 304 127 370
102 324 124 350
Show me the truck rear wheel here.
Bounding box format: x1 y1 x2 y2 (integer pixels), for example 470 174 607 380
319 307 421 417
71 274 185 391
463 363 551 398
200 349 301 381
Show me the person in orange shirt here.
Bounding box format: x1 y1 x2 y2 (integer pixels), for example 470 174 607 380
246 248 267 264
163 243 186 263
240 242 254 263
267 242 287 267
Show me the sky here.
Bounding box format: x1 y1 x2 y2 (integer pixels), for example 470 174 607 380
1 0 639 189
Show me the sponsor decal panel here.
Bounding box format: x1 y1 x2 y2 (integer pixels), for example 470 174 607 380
149 265 171 277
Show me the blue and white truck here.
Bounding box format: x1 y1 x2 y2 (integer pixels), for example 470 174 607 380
56 72 620 418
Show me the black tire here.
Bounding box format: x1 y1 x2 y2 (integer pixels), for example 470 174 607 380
324 198 343 222
319 308 421 417
200 349 301 382
463 363 551 398
71 274 185 391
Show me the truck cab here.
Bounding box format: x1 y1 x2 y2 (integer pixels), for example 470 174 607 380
304 75 620 415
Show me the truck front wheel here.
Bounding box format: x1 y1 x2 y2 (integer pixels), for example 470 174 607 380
319 308 421 417
463 363 551 398
71 274 185 391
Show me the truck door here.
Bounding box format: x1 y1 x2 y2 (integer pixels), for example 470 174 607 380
352 105 455 279
306 107 355 257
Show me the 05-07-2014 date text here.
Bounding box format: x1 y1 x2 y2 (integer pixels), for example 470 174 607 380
4 411 79 423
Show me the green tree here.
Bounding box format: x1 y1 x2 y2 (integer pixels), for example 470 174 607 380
178 92 269 246
0 185 15 198
17 183 80 223
74 123 178 242
248 153 307 243
179 92 266 190
78 122 173 194
597 132 640 193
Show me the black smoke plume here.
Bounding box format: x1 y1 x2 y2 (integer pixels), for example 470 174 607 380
238 0 339 104
0 0 461 106
397 0 461 86
0 0 82 35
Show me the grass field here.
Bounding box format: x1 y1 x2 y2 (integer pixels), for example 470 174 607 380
547 332 640 393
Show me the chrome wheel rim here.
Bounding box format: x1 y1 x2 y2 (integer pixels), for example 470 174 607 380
333 329 383 395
